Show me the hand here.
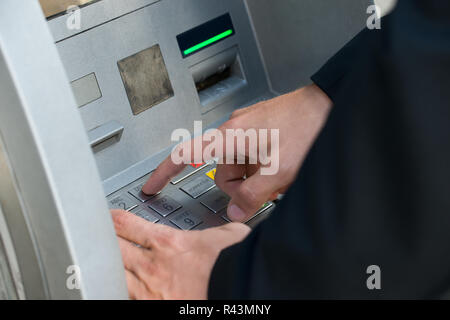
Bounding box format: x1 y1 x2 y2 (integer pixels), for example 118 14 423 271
143 84 332 222
111 209 251 300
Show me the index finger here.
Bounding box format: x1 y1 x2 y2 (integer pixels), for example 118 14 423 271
142 154 187 195
142 135 218 195
111 209 175 248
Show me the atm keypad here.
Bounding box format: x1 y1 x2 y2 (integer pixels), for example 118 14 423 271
180 176 216 199
147 195 182 217
131 207 160 223
170 210 202 230
106 164 274 230
108 194 138 211
221 202 273 223
128 182 153 203
200 188 230 213
171 163 208 184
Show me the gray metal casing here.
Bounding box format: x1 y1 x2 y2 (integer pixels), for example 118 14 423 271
0 0 127 299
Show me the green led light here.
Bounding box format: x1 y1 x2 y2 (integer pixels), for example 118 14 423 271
184 29 233 56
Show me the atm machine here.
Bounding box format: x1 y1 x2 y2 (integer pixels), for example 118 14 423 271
0 0 370 299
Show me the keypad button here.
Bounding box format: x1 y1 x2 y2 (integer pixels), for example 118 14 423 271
244 202 274 223
221 202 274 223
147 195 182 217
170 163 207 184
205 168 217 181
200 188 230 213
128 182 153 202
132 208 160 223
256 202 273 214
157 220 179 229
108 194 138 211
180 176 216 199
170 210 203 230
190 163 206 169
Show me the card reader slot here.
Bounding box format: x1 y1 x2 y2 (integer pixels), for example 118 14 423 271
195 67 231 92
189 46 246 112
88 120 124 153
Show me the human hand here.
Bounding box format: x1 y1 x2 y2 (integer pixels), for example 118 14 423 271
143 84 332 222
111 209 251 300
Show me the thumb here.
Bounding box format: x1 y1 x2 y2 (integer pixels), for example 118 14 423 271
226 171 280 222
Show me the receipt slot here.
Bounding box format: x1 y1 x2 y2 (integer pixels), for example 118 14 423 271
0 0 370 299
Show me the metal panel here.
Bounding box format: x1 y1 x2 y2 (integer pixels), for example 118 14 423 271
71 73 102 108
118 44 174 116
46 0 161 42
0 199 24 300
0 0 127 299
55 0 270 184
0 140 41 299
245 0 372 93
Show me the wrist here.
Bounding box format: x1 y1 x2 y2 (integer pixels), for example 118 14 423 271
303 83 333 112
286 84 333 153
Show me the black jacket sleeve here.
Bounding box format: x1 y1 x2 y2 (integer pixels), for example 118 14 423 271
311 27 375 101
310 14 388 101
208 0 450 299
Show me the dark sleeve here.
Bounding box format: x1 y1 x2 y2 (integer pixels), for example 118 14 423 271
311 27 376 101
209 0 450 299
310 12 392 102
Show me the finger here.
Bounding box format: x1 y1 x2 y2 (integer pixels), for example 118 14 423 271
125 269 157 300
226 170 284 222
118 237 165 299
229 106 251 119
143 135 219 195
118 237 151 271
269 191 280 201
278 184 292 195
125 270 139 300
229 102 262 119
111 210 174 248
214 164 246 196
142 155 187 195
143 112 258 195
245 163 259 179
202 222 251 248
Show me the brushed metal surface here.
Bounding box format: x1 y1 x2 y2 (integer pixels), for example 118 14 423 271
118 45 174 116
56 0 270 183
71 73 102 108
0 0 128 299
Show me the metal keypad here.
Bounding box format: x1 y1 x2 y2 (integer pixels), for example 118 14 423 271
131 207 160 223
157 220 177 228
221 202 274 223
170 210 202 230
147 195 182 217
171 163 208 184
200 188 230 213
108 194 138 211
107 164 274 230
245 202 274 224
180 176 216 199
128 182 153 202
